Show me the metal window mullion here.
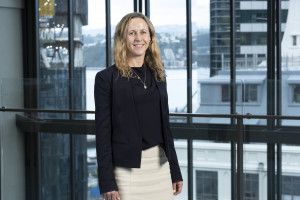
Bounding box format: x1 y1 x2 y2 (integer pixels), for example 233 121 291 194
106 0 112 68
36 0 42 197
139 0 142 13
188 139 193 200
134 0 138 12
186 0 192 116
276 0 282 122
67 0 75 199
230 0 238 199
24 0 41 199
186 0 193 200
237 118 244 200
230 0 236 119
276 0 282 199
267 0 276 200
231 141 237 200
145 0 150 18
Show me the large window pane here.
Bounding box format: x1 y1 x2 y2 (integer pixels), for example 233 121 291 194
41 132 71 200
281 0 300 126
244 143 267 200
192 0 212 118
196 170 218 200
82 0 106 120
151 0 187 114
193 0 232 122
282 145 300 200
175 140 188 200
111 0 134 64
193 141 231 200
38 1 87 199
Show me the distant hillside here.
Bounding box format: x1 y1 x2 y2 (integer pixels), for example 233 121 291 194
83 24 209 36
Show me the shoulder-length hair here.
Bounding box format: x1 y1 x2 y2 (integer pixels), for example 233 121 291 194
113 13 166 81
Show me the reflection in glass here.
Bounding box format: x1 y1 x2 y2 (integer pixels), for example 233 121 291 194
39 0 70 69
38 1 88 199
41 133 71 200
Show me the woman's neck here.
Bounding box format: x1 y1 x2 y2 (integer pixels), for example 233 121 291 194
127 56 145 67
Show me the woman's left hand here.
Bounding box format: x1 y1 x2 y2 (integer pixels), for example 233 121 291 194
172 181 183 195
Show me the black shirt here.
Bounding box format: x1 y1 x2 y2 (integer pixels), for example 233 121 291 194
130 64 164 150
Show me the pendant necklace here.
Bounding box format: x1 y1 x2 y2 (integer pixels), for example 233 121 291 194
132 66 147 89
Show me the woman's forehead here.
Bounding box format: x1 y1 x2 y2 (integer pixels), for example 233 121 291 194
127 18 148 29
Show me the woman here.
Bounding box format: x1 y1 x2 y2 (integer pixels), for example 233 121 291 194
94 13 183 200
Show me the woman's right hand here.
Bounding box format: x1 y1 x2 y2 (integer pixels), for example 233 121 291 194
102 190 120 200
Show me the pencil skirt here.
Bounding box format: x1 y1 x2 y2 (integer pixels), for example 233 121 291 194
113 145 174 200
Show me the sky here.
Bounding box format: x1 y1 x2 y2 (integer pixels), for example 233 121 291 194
83 0 210 31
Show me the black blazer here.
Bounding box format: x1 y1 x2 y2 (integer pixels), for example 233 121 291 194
94 65 183 194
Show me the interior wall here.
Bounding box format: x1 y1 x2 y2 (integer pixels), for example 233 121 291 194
0 0 25 199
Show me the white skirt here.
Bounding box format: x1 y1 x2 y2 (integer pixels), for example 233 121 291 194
113 145 174 200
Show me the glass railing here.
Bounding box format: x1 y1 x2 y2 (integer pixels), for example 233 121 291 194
1 77 300 200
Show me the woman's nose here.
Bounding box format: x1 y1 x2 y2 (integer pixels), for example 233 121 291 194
135 33 142 40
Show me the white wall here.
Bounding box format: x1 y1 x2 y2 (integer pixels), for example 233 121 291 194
0 0 25 199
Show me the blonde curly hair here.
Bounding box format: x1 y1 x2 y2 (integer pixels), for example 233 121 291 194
113 13 166 81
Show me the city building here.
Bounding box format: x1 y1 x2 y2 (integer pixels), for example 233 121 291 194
210 0 289 76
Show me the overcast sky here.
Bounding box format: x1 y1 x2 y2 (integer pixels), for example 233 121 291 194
83 0 210 30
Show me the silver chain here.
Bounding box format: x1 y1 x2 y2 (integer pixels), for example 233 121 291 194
132 66 147 89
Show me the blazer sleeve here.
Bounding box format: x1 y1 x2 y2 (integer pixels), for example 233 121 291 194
94 71 118 193
165 82 183 183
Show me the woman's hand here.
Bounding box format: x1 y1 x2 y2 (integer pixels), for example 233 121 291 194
172 181 183 195
102 190 121 200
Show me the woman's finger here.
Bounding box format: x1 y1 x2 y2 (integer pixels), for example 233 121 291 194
116 191 121 200
172 183 177 194
177 182 183 194
173 181 183 195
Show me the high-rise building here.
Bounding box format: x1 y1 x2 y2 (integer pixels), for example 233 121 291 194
210 0 289 76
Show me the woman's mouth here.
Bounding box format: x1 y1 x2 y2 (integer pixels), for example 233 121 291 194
134 44 144 47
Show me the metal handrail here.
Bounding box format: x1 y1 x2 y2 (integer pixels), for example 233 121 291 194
1 107 300 120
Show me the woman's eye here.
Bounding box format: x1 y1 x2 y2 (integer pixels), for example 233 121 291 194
129 32 134 35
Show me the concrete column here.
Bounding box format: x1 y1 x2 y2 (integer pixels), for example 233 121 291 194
0 0 25 199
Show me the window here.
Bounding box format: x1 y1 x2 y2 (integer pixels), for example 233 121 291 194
240 10 267 23
240 33 267 45
292 84 300 103
222 84 257 103
282 176 300 200
196 171 218 200
244 173 259 200
222 84 230 102
293 36 297 46
244 84 258 103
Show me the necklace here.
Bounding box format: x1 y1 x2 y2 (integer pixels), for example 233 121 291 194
132 66 147 89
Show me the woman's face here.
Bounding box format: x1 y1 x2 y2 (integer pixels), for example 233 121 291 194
126 18 151 60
